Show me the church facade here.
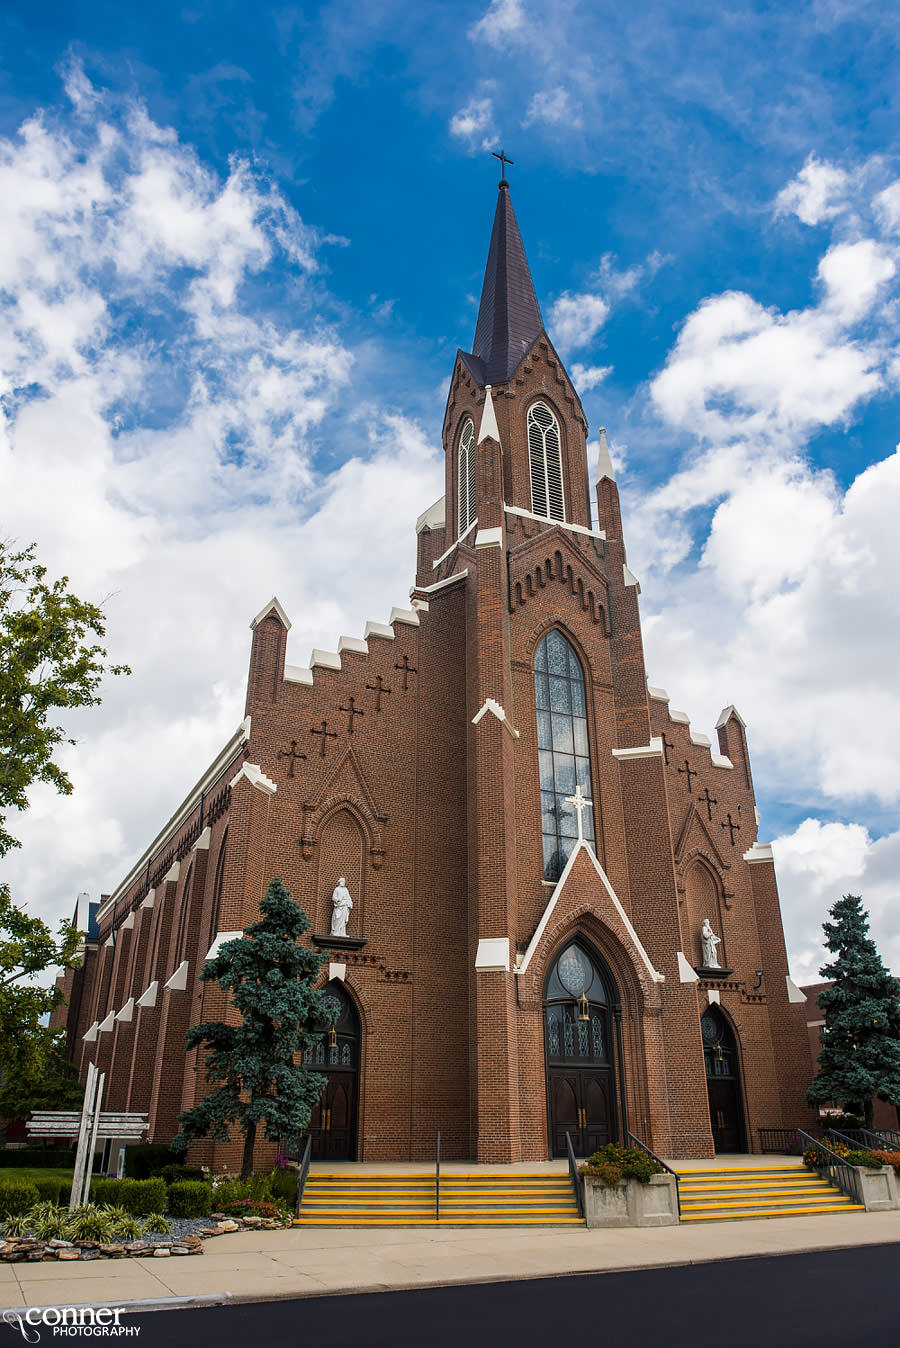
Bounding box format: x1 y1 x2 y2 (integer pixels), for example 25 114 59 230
58 179 815 1165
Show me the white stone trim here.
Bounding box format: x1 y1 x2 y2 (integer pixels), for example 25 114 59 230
103 936 114 949
250 596 291 631
711 754 734 770
516 840 664 984
97 717 251 924
475 526 504 548
707 989 721 1006
363 620 395 641
139 890 155 910
416 495 446 534
504 505 605 542
432 518 478 569
284 664 314 685
472 697 521 738
612 737 664 761
97 1012 115 1034
478 385 501 444
716 704 746 729
204 931 243 962
786 976 807 1004
475 937 510 972
115 998 134 1023
82 1022 99 1043
337 635 368 656
417 570 469 595
192 827 212 852
689 732 712 748
390 606 420 628
595 427 615 483
230 762 277 796
136 982 158 1009
122 913 135 931
623 564 641 591
165 960 189 992
311 648 341 671
647 684 670 702
677 952 699 983
163 861 181 885
743 843 774 864
807 1018 825 1028
669 709 690 725
329 962 347 982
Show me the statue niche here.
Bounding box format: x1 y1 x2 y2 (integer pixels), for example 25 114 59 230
683 859 731 975
313 808 367 949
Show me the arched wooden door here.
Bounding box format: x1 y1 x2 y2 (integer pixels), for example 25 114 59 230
544 941 617 1157
303 982 361 1161
701 1006 746 1153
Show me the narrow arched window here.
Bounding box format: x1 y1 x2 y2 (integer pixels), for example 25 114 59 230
457 417 476 537
534 630 595 881
528 402 564 522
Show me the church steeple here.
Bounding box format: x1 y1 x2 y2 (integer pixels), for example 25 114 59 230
463 180 545 387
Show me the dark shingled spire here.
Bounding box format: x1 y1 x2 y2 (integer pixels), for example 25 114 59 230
462 180 545 387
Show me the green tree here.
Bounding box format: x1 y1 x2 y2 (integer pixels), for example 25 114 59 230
807 894 900 1127
0 537 128 1109
174 877 328 1178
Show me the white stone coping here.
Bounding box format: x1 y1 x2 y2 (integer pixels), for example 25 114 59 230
472 697 521 738
677 952 699 983
416 494 446 534
416 570 469 595
612 737 664 761
363 620 394 641
743 843 774 864
689 732 712 748
204 931 243 962
285 664 314 685
669 709 690 725
115 998 134 1023
478 385 501 444
165 960 189 992
338 635 368 656
97 1012 115 1034
97 716 252 924
475 526 504 549
192 826 212 852
475 937 510 972
139 890 155 910
504 504 606 541
647 684 670 702
432 518 477 569
82 1022 98 1043
311 647 342 670
163 860 180 885
230 763 277 796
390 606 420 627
250 596 291 631
711 754 734 769
136 981 158 1009
121 912 135 930
623 564 640 590
786 976 807 1004
716 704 746 729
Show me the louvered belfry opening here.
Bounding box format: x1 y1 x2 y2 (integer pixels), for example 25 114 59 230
528 401 565 522
457 417 476 537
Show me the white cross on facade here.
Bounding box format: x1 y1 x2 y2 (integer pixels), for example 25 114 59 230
563 785 593 842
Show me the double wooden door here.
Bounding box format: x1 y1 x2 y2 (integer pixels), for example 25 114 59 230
307 1073 357 1161
548 1066 613 1157
707 1077 743 1153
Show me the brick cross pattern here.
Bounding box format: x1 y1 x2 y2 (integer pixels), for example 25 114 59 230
721 812 741 845
339 697 365 734
661 733 676 766
310 720 338 757
677 760 698 792
394 654 417 690
699 785 718 821
366 674 392 711
277 740 307 778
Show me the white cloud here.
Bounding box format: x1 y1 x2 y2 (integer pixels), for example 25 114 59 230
523 87 582 130
548 291 610 355
818 238 895 323
469 0 526 46
570 363 612 392
449 96 496 152
775 154 850 226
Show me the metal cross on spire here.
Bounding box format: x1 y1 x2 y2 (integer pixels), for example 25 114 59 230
492 148 514 182
563 784 593 842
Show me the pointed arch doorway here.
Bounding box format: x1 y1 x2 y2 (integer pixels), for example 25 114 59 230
701 1005 746 1153
303 982 361 1161
544 941 619 1157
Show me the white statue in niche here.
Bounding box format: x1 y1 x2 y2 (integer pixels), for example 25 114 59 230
700 917 721 968
330 877 353 937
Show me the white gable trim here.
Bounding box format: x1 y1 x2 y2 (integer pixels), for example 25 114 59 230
472 697 521 738
250 596 291 631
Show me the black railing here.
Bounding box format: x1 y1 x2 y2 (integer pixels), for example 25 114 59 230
565 1132 584 1219
828 1126 900 1152
797 1129 862 1204
295 1136 312 1215
758 1127 807 1154
626 1130 681 1217
435 1131 441 1222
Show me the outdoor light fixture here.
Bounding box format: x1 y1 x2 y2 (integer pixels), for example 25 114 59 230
753 970 764 991
577 990 590 1022
329 1024 338 1049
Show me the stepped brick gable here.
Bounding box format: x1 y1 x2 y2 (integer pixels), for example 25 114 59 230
58 178 815 1165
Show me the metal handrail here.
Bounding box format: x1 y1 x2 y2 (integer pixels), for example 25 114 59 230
797 1129 862 1204
295 1136 312 1215
435 1131 441 1222
626 1130 681 1217
565 1132 584 1219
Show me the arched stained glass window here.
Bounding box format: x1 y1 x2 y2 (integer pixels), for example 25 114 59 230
457 417 476 537
528 401 564 522
535 630 595 881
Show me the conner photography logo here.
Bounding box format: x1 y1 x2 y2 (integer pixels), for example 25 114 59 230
2 1308 139 1341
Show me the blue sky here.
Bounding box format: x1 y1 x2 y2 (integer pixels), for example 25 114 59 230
2 0 900 982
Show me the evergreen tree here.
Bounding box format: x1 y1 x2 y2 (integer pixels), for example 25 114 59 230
174 877 328 1178
807 894 900 1127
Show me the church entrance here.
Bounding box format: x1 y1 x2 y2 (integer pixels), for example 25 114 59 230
303 982 360 1161
544 941 617 1157
701 1006 745 1152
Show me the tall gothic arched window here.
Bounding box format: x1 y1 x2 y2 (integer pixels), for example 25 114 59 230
457 417 476 537
534 630 595 880
528 401 564 522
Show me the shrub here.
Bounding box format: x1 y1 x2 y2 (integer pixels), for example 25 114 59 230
843 1149 885 1169
269 1169 297 1205
91 1178 122 1207
143 1213 172 1235
0 1180 39 1217
105 1206 144 1240
155 1164 204 1185
167 1181 212 1218
25 1201 71 1240
212 1177 251 1206
578 1145 664 1187
32 1176 65 1205
0 1147 75 1169
1 1213 28 1237
120 1178 167 1216
67 1204 116 1242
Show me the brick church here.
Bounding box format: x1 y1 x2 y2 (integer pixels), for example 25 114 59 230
57 175 815 1165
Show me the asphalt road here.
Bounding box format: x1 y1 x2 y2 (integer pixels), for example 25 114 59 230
9 1245 900 1348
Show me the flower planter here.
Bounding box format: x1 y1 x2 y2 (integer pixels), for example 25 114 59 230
582 1173 679 1228
850 1165 900 1211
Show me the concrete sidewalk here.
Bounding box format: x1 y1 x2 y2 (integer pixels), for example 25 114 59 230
2 1208 900 1311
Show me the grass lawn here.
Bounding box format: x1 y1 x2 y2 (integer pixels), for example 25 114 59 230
0 1168 74 1185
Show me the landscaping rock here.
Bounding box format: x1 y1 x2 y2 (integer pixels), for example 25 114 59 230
26 1252 44 1261
152 1247 171 1258
243 1216 262 1226
79 1251 101 1261
218 1220 240 1232
99 1244 125 1257
48 1239 73 1248
57 1249 80 1261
